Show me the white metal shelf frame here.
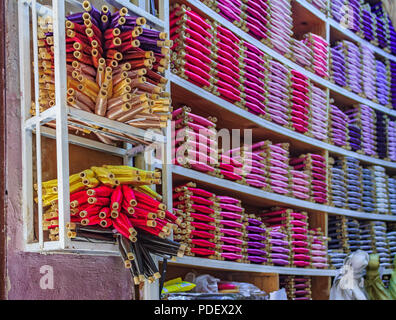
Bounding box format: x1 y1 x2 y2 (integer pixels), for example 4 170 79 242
18 0 168 255
183 0 396 118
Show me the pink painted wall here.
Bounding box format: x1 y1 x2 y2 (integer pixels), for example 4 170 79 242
4 0 134 300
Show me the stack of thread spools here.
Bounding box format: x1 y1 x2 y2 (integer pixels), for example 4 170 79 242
290 153 327 204
376 60 391 106
344 156 362 211
303 33 329 79
370 2 389 50
250 141 290 195
39 165 186 284
265 226 291 267
289 161 311 201
340 40 363 95
267 0 293 58
280 276 312 300
375 110 388 159
290 38 314 70
346 105 376 155
267 60 290 127
391 62 396 111
360 46 377 101
347 115 362 153
388 118 396 161
283 210 311 268
35 2 172 145
260 209 295 267
359 3 376 43
388 229 396 259
310 84 328 142
330 0 361 33
170 5 216 94
388 177 396 215
372 165 389 215
328 250 347 269
330 40 392 106
369 1 396 56
328 215 361 255
329 158 347 208
359 221 392 269
243 214 268 265
289 70 311 134
330 44 346 87
309 228 329 269
361 167 376 214
173 106 219 176
328 104 349 148
173 182 246 262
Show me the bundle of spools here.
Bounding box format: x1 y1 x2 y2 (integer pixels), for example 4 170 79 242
328 156 347 208
35 1 172 145
173 106 220 176
309 228 329 269
243 214 268 265
261 208 309 268
173 182 246 262
289 38 314 71
290 153 327 204
328 216 361 255
302 33 329 79
360 221 392 269
280 276 312 300
330 40 392 107
345 104 377 157
328 103 349 148
38 165 186 284
309 84 328 142
289 70 311 134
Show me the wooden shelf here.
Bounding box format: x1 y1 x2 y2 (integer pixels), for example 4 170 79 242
172 165 396 222
169 256 339 277
171 75 396 173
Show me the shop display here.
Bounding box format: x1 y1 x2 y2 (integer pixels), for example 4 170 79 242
38 165 186 283
330 40 392 108
35 2 171 145
329 156 396 215
19 0 396 301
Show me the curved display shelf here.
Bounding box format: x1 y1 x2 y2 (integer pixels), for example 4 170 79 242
171 74 396 171
172 165 396 222
170 256 339 276
183 0 396 118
